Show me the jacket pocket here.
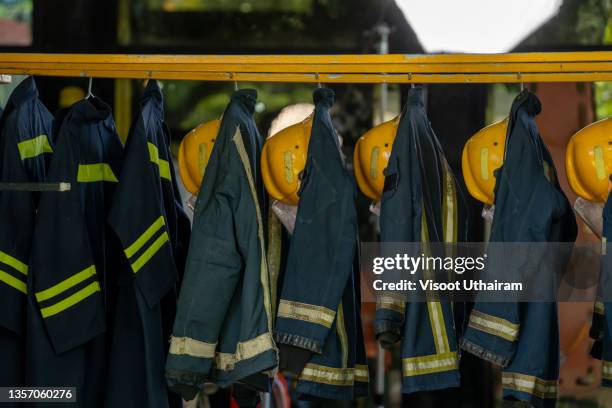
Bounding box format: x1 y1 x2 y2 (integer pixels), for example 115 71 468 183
297 158 337 224
203 235 243 270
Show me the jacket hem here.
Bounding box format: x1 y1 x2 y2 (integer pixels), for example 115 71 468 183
274 331 323 354
166 368 208 393
460 338 509 367
213 348 277 388
503 389 556 408
296 380 363 400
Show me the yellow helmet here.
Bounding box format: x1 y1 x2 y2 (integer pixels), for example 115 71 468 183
461 118 508 205
353 117 398 201
566 118 612 203
261 115 313 205
178 119 221 194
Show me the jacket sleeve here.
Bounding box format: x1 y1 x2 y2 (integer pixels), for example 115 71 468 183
166 134 242 389
29 131 106 354
0 115 40 336
108 120 177 308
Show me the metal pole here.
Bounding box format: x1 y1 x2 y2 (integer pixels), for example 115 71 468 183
374 22 390 408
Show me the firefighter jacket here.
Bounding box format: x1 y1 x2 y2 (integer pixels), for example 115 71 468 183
106 80 188 408
25 97 123 408
166 89 277 398
273 88 369 400
460 90 577 408
374 86 468 394
0 76 54 389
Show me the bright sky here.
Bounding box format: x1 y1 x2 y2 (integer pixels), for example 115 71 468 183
396 0 563 53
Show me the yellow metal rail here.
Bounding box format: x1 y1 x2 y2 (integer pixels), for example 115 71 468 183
2 52 612 83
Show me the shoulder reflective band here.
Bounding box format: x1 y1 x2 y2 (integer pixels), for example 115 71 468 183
123 215 170 273
35 265 100 318
148 142 171 181
18 135 53 161
277 299 336 328
77 163 118 183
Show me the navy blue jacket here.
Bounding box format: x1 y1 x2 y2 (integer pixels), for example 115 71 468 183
106 80 188 408
26 97 123 408
0 77 54 390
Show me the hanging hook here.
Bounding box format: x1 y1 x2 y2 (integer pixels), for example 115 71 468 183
234 81 239 91
315 73 322 88
518 73 524 92
86 77 93 99
408 73 415 88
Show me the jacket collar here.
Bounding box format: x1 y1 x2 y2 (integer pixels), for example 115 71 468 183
313 87 334 108
231 89 257 114
72 96 112 122
5 76 39 109
512 90 541 117
406 86 425 107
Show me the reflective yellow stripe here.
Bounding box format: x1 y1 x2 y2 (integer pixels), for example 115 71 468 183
376 296 406 313
428 301 450 353
0 270 26 294
403 351 458 377
370 146 379 178
0 250 28 276
214 332 275 371
336 302 348 368
468 310 519 342
124 216 166 258
354 364 370 383
277 299 336 328
35 265 97 302
147 142 171 181
595 146 606 180
480 147 489 180
603 360 612 380
18 135 53 160
130 231 169 273
501 372 557 399
40 281 101 318
595 300 605 315
300 364 354 386
77 163 118 183
169 336 217 359
283 151 294 183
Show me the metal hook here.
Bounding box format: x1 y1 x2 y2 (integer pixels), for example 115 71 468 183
86 77 93 99
408 73 414 88
518 73 524 91
315 73 322 88
234 81 239 91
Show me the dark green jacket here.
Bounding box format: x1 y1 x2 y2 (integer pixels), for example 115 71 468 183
274 88 369 400
166 90 277 398
461 91 577 408
375 86 468 394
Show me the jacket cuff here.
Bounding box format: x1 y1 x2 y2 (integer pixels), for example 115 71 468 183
460 338 509 367
374 320 403 339
274 331 323 354
165 369 207 401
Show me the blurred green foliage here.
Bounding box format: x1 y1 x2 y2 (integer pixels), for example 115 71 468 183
0 0 31 21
